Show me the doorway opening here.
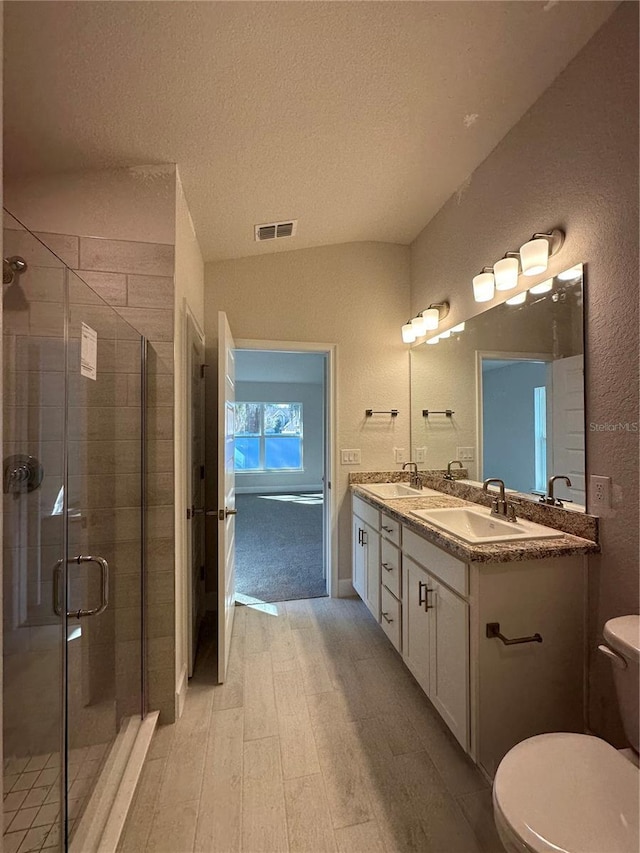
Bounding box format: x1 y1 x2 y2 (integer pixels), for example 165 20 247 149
234 348 330 604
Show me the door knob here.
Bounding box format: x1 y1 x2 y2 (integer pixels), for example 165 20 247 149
218 507 238 520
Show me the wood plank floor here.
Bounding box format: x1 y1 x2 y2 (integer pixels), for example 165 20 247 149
118 598 504 853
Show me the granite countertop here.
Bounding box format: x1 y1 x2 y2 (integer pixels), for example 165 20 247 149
350 485 600 564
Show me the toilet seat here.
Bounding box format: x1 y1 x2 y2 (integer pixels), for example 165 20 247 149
493 732 639 853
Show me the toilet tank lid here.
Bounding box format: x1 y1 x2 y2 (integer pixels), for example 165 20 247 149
604 615 640 663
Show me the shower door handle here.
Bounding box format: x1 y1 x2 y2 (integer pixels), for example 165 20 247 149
53 555 110 619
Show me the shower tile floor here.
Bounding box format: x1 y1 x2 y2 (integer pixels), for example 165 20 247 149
3 743 107 852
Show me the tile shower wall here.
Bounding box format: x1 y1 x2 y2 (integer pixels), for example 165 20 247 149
17 226 177 724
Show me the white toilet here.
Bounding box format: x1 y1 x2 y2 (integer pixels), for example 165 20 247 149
492 615 640 853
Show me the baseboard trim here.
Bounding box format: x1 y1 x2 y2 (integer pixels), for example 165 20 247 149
338 579 356 598
236 484 323 495
176 663 188 719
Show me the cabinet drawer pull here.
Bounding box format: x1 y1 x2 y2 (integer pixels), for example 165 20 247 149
382 525 394 533
486 622 542 645
382 611 393 624
382 562 393 572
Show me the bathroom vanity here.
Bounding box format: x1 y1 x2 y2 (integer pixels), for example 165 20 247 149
351 485 598 779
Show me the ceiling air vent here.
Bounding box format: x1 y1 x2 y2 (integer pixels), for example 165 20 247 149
254 220 298 242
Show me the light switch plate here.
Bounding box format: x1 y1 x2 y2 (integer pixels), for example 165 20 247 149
394 447 407 464
456 446 474 461
415 446 427 463
340 449 361 465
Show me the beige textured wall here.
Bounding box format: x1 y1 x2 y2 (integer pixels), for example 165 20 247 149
409 3 639 743
204 241 411 586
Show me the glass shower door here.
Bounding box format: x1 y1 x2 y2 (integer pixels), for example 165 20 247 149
63 271 143 849
3 213 66 851
3 212 145 852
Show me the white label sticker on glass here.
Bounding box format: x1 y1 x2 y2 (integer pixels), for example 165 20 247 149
81 323 98 381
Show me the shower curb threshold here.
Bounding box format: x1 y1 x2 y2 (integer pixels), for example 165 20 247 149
70 710 159 853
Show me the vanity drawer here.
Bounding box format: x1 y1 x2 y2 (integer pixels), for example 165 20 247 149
381 538 401 599
380 585 401 653
403 528 468 596
352 495 380 529
380 513 401 546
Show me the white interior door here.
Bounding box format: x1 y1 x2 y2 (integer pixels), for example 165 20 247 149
217 311 236 683
187 314 206 676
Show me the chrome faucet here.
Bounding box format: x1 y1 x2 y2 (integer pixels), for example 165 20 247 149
540 475 572 507
483 478 517 522
444 460 464 481
402 461 422 489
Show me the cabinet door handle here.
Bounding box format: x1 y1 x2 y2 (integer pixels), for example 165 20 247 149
361 530 368 546
381 611 393 624
358 527 363 545
425 587 435 611
418 580 427 607
382 562 393 572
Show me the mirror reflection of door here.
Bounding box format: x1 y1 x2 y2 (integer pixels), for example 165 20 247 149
480 354 551 494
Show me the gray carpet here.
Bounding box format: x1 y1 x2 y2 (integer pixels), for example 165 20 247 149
235 492 327 603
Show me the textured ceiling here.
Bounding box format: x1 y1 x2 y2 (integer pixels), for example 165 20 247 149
3 2 615 261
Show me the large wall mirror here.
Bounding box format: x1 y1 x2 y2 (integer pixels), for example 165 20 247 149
410 264 586 509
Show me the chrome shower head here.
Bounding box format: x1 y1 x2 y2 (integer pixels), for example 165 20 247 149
3 256 28 284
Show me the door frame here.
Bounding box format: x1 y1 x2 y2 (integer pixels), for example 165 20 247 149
475 349 552 484
234 338 338 598
184 303 206 681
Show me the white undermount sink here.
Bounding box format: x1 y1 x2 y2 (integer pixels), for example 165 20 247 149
411 506 561 544
360 483 441 499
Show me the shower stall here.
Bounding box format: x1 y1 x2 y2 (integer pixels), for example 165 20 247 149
2 211 152 852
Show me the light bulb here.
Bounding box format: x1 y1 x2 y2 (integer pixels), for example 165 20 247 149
529 279 553 294
520 238 549 276
426 336 439 345
411 314 427 335
473 271 495 302
422 307 440 331
557 265 581 281
494 257 519 291
402 323 416 343
506 291 527 305
451 322 465 333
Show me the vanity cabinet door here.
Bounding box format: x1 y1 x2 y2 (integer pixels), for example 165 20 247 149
429 579 469 751
402 556 431 695
352 515 366 601
363 523 380 620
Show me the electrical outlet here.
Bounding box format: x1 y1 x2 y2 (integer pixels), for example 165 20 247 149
340 449 361 465
394 447 407 464
415 446 427 463
456 446 474 461
590 475 611 509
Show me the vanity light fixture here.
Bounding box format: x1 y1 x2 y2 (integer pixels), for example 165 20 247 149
439 329 451 339
426 335 440 345
506 291 527 306
473 267 495 303
402 322 417 344
494 253 520 291
402 302 450 343
411 314 427 335
529 278 553 295
423 302 450 330
451 322 465 333
519 229 565 276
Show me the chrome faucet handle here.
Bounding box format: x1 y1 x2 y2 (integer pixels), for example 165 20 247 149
444 460 464 481
542 474 573 506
